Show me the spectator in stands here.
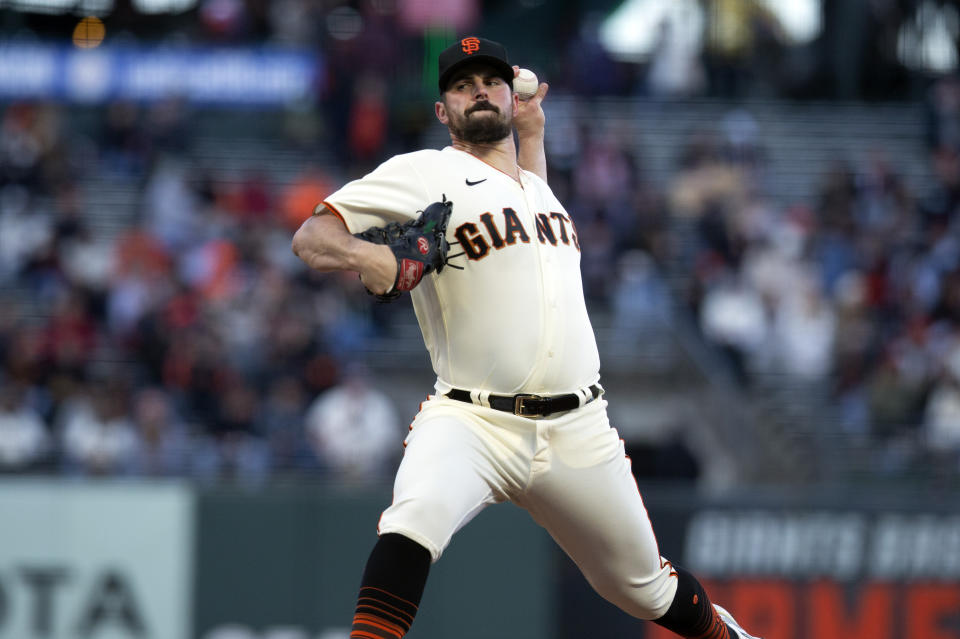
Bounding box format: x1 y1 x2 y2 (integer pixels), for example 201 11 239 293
924 337 960 450
646 9 706 98
129 387 191 477
0 103 57 188
258 374 312 472
143 157 203 251
578 210 617 306
867 346 928 441
611 250 672 339
280 165 336 231
347 73 390 169
42 287 97 381
925 74 960 152
0 183 54 284
770 275 836 380
699 266 768 385
59 376 140 476
305 364 400 482
701 0 784 97
0 381 49 473
100 101 149 176
830 271 875 436
207 379 270 483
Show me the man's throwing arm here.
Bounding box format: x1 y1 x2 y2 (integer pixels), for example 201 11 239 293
291 206 398 296
514 80 550 182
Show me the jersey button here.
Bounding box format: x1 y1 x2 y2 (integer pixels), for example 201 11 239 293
548 351 554 358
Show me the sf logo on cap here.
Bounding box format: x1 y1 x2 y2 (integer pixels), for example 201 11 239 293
461 37 481 54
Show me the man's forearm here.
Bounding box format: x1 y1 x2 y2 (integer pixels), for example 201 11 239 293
517 131 547 182
291 210 397 293
291 212 366 272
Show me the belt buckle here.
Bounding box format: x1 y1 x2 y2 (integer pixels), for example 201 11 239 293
514 394 544 417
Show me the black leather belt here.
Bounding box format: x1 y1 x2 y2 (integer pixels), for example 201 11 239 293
445 384 602 418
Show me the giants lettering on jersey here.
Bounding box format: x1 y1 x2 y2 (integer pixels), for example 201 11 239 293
454 208 580 260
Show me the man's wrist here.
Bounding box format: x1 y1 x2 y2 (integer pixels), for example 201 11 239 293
516 129 545 142
355 242 397 291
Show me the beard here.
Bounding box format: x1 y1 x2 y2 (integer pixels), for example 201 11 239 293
447 101 512 144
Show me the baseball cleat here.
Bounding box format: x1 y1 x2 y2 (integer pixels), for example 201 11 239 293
714 604 762 639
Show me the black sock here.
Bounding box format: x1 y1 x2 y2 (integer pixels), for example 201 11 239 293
652 565 732 639
350 533 431 639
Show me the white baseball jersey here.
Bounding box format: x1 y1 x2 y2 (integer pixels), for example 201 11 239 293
324 146 601 396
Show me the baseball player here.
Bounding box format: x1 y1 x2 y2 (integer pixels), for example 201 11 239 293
292 36 761 639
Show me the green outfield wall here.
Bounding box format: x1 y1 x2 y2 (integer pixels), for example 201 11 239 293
192 485 555 639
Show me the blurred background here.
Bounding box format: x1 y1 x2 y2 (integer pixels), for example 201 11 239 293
1 1 959 638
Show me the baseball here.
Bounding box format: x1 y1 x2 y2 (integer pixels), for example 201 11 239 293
513 68 539 100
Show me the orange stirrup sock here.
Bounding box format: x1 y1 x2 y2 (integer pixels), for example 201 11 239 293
349 533 431 639
351 587 417 639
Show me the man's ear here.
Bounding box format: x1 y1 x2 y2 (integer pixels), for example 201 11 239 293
512 93 519 116
436 100 448 125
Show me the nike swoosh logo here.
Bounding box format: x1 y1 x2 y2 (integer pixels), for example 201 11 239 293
465 178 487 186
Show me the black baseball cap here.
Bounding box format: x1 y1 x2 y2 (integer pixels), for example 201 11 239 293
438 36 513 93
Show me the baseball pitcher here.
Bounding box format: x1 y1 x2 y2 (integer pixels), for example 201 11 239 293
292 36 761 639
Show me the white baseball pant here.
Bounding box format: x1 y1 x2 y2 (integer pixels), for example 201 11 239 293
377 394 679 620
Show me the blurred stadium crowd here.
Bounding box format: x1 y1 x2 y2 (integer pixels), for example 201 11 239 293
1 0 960 484
0 94 412 481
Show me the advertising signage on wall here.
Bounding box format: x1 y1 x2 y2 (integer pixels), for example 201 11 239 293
664 508 960 639
0 480 193 639
562 496 960 639
0 42 320 106
685 509 960 581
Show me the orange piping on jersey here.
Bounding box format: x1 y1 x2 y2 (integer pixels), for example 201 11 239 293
320 200 349 230
449 147 524 184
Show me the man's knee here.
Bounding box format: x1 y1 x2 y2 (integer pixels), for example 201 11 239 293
589 562 678 621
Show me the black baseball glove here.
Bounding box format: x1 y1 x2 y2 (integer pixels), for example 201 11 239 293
353 197 455 302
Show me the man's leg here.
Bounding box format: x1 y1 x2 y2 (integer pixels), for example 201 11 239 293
351 401 531 638
518 400 760 638
350 533 431 639
651 564 732 639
